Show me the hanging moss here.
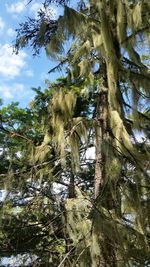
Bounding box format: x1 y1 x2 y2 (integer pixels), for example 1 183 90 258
132 3 142 29
65 187 91 267
117 1 127 43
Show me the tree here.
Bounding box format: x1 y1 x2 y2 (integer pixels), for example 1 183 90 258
1 0 150 266
0 87 95 266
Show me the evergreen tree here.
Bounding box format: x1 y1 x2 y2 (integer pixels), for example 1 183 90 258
0 0 150 266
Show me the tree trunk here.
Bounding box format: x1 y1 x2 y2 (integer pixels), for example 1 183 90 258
91 69 117 266
94 85 108 199
68 172 75 198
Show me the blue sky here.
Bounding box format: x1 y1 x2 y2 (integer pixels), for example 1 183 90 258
0 0 62 107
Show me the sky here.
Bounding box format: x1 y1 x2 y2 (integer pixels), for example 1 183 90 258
0 0 62 108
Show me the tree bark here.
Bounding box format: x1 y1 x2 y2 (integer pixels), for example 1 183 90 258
91 67 117 266
94 86 108 199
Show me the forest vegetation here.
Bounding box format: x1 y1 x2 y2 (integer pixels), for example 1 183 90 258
0 0 150 266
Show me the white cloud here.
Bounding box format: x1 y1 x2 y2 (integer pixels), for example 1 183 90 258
12 83 25 92
29 3 57 19
29 3 42 15
0 44 27 79
25 70 34 77
0 83 25 100
6 1 26 14
0 82 35 106
7 28 16 38
0 85 13 99
0 17 5 32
